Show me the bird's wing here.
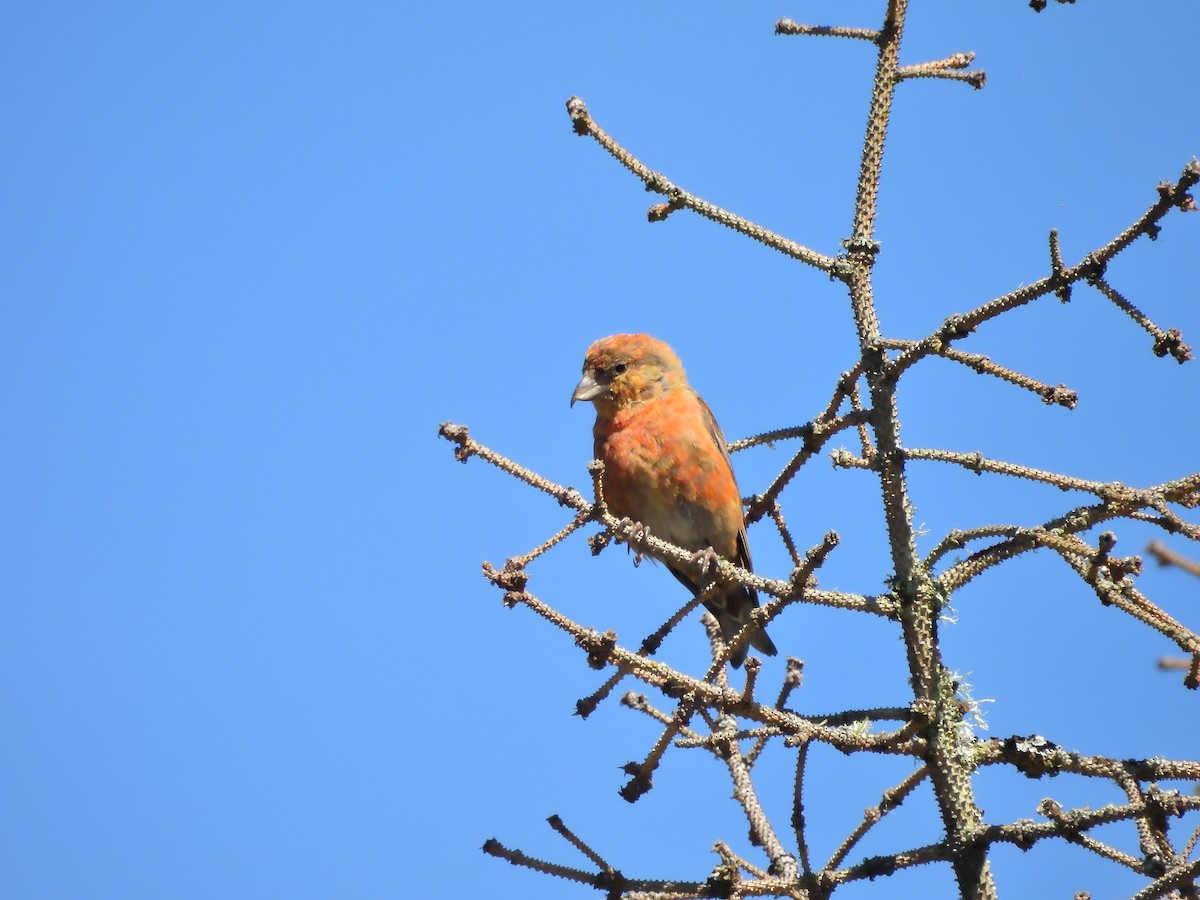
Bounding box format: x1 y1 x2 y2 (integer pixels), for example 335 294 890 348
695 391 754 575
694 391 733 469
735 527 754 578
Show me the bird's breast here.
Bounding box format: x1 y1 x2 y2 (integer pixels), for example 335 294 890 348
593 397 742 554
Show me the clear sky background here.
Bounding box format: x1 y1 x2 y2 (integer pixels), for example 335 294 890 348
2 3 1197 898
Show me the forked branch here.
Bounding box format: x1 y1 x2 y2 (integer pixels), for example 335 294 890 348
446 3 1200 897
565 96 842 276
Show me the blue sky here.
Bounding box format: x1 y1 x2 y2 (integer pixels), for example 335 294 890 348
2 3 1197 898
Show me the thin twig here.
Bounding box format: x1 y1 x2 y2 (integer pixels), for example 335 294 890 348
835 445 1185 506
622 693 706 743
793 738 813 879
936 472 1200 592
715 715 800 881
1092 276 1193 363
1148 541 1200 577
745 410 873 525
547 815 615 876
1039 798 1145 872
506 511 591 569
823 766 929 871
897 52 986 89
885 159 1200 372
1057 549 1200 656
565 96 841 275
745 657 805 768
879 337 1078 408
775 18 880 41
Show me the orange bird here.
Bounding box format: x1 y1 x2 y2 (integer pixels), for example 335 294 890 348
571 333 777 666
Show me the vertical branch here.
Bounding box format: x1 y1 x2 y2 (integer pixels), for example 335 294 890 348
845 0 902 345
851 0 903 248
717 715 799 881
844 1 997 896
792 738 814 880
845 0 920 591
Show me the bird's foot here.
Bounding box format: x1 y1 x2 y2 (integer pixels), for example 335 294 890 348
691 546 721 576
617 518 652 567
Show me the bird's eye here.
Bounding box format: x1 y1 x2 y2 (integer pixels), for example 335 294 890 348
612 362 627 376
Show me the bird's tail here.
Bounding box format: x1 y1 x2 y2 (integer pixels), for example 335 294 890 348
709 590 778 667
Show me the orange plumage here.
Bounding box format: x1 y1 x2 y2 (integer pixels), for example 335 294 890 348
572 334 777 666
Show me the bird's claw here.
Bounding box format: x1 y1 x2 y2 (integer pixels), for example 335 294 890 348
691 546 721 576
616 517 652 567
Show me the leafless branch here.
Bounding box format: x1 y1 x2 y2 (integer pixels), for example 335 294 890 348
565 96 842 276
447 5 1200 898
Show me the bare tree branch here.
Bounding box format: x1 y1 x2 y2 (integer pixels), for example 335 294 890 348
446 5 1200 898
564 96 841 275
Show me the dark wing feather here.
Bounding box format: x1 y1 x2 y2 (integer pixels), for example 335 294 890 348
695 391 754 577
665 389 778 664
696 391 777 663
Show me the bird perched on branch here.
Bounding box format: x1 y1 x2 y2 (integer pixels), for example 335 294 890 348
571 333 777 666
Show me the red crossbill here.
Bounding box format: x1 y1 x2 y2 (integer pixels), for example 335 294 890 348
572 333 777 667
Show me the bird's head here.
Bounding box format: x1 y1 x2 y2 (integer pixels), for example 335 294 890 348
571 333 687 414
